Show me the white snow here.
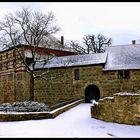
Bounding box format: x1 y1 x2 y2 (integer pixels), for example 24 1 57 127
5 34 75 53
0 103 140 138
91 99 98 106
35 52 107 69
99 96 114 101
104 45 140 71
114 92 139 96
35 44 140 70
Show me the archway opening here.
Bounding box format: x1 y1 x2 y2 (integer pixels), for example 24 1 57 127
85 84 100 103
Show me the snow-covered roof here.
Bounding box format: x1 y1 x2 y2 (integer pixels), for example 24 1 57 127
103 44 140 71
32 43 140 70
38 35 75 52
1 34 75 53
35 52 107 69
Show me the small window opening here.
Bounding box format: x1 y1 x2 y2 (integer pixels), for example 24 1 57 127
74 69 80 80
118 70 129 79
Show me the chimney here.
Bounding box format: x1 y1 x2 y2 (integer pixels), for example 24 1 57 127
61 36 64 47
132 40 136 45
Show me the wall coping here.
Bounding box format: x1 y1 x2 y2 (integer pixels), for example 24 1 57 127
0 99 83 121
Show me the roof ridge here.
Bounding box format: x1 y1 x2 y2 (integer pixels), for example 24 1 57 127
111 44 140 47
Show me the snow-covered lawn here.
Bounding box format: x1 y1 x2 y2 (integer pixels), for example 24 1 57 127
0 103 140 138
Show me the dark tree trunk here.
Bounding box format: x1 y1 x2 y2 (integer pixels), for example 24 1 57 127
30 72 34 101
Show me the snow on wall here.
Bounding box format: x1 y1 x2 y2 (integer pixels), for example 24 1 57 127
99 97 114 102
114 92 139 96
91 91 140 125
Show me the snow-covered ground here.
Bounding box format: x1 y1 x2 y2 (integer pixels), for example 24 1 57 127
0 103 140 138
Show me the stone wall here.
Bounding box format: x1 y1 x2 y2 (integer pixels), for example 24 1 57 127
101 70 140 97
34 65 106 106
34 67 83 106
0 47 31 104
91 92 140 125
34 65 140 106
15 71 31 102
0 71 30 104
1 46 140 108
0 99 83 121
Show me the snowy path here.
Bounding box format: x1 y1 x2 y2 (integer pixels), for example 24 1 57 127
0 103 140 138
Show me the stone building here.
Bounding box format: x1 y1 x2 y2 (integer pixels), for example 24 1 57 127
1 37 140 109
34 43 140 107
0 35 77 105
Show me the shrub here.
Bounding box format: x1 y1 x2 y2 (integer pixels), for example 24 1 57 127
0 101 49 112
0 103 12 112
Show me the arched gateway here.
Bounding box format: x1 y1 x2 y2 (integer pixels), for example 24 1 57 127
85 84 100 103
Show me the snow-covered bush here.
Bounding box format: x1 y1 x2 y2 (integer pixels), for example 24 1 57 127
0 103 13 112
11 101 27 112
26 101 48 112
0 101 49 112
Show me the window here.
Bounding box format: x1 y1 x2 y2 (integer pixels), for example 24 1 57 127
6 53 8 59
124 70 130 79
0 55 2 61
0 64 2 71
8 74 13 81
13 50 15 57
26 57 33 65
17 73 22 80
3 62 8 69
118 70 129 79
74 69 80 80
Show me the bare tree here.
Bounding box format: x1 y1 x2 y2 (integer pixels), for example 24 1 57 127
68 40 87 54
68 34 112 54
0 7 60 101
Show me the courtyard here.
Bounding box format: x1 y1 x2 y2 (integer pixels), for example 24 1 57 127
0 103 140 138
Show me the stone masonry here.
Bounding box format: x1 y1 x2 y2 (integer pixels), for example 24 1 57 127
91 92 140 125
1 44 140 110
0 47 31 104
34 65 140 106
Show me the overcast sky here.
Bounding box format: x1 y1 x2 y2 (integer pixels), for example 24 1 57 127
0 2 140 45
